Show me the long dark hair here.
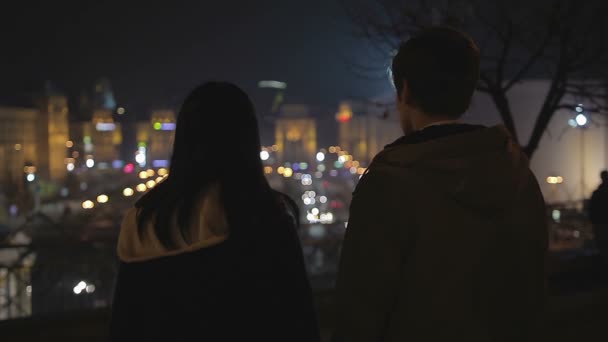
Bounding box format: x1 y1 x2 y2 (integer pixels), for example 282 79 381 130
135 82 293 248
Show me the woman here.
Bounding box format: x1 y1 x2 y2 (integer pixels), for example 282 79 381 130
110 82 319 341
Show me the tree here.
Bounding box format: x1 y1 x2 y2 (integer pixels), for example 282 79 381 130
342 0 608 158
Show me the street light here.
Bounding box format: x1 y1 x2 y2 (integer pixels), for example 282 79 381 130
568 104 589 205
575 113 588 127
316 152 325 162
260 150 270 161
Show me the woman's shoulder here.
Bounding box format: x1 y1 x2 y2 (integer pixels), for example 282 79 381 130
272 191 299 226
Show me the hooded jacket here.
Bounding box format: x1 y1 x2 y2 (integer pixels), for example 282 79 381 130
334 125 548 342
110 187 320 341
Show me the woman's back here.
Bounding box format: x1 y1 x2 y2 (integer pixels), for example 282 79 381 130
110 193 319 341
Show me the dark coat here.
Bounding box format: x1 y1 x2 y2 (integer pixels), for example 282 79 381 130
110 195 320 341
334 125 548 342
590 183 608 224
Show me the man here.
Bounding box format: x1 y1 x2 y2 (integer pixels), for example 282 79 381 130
590 170 608 262
334 27 548 342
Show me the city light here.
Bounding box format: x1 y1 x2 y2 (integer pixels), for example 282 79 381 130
67 163 75 172
311 208 320 216
153 122 162 130
123 188 134 197
319 196 327 203
546 176 564 184
66 140 74 148
258 80 287 89
146 180 156 188
260 150 270 161
146 169 155 177
283 167 294 178
320 212 334 224
95 122 116 131
112 160 124 169
124 163 135 173
329 146 336 153
26 173 35 182
82 200 95 209
117 107 126 115
73 281 87 295
135 153 146 165
14 143 22 151
301 174 313 186
349 167 358 174
552 209 561 222
86 159 95 168
135 147 146 167
338 155 347 163
277 166 285 175
152 160 169 168
97 194 109 203
575 104 584 113
158 168 168 176
357 167 367 175
139 171 148 179
156 176 164 183
160 123 176 131
336 103 353 123
575 113 588 127
86 284 96 293
264 166 273 174
136 183 147 192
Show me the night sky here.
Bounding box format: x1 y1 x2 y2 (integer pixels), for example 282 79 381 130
1 1 393 118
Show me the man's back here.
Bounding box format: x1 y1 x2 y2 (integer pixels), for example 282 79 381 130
334 125 548 342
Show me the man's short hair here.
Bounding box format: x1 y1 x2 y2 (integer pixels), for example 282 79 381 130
601 170 608 182
391 26 480 118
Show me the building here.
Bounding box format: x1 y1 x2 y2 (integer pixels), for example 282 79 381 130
0 107 39 186
69 78 123 169
36 95 70 183
0 91 70 187
336 101 402 164
135 110 176 168
69 110 122 169
275 104 317 163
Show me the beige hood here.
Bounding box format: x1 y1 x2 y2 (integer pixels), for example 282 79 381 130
117 184 229 263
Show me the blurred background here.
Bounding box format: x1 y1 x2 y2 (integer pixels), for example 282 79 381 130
1 0 607 340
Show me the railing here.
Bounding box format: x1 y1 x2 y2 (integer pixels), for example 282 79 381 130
0 223 346 321
0 205 599 322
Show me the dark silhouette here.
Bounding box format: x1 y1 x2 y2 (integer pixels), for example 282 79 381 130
334 27 548 342
590 170 608 262
110 82 319 341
